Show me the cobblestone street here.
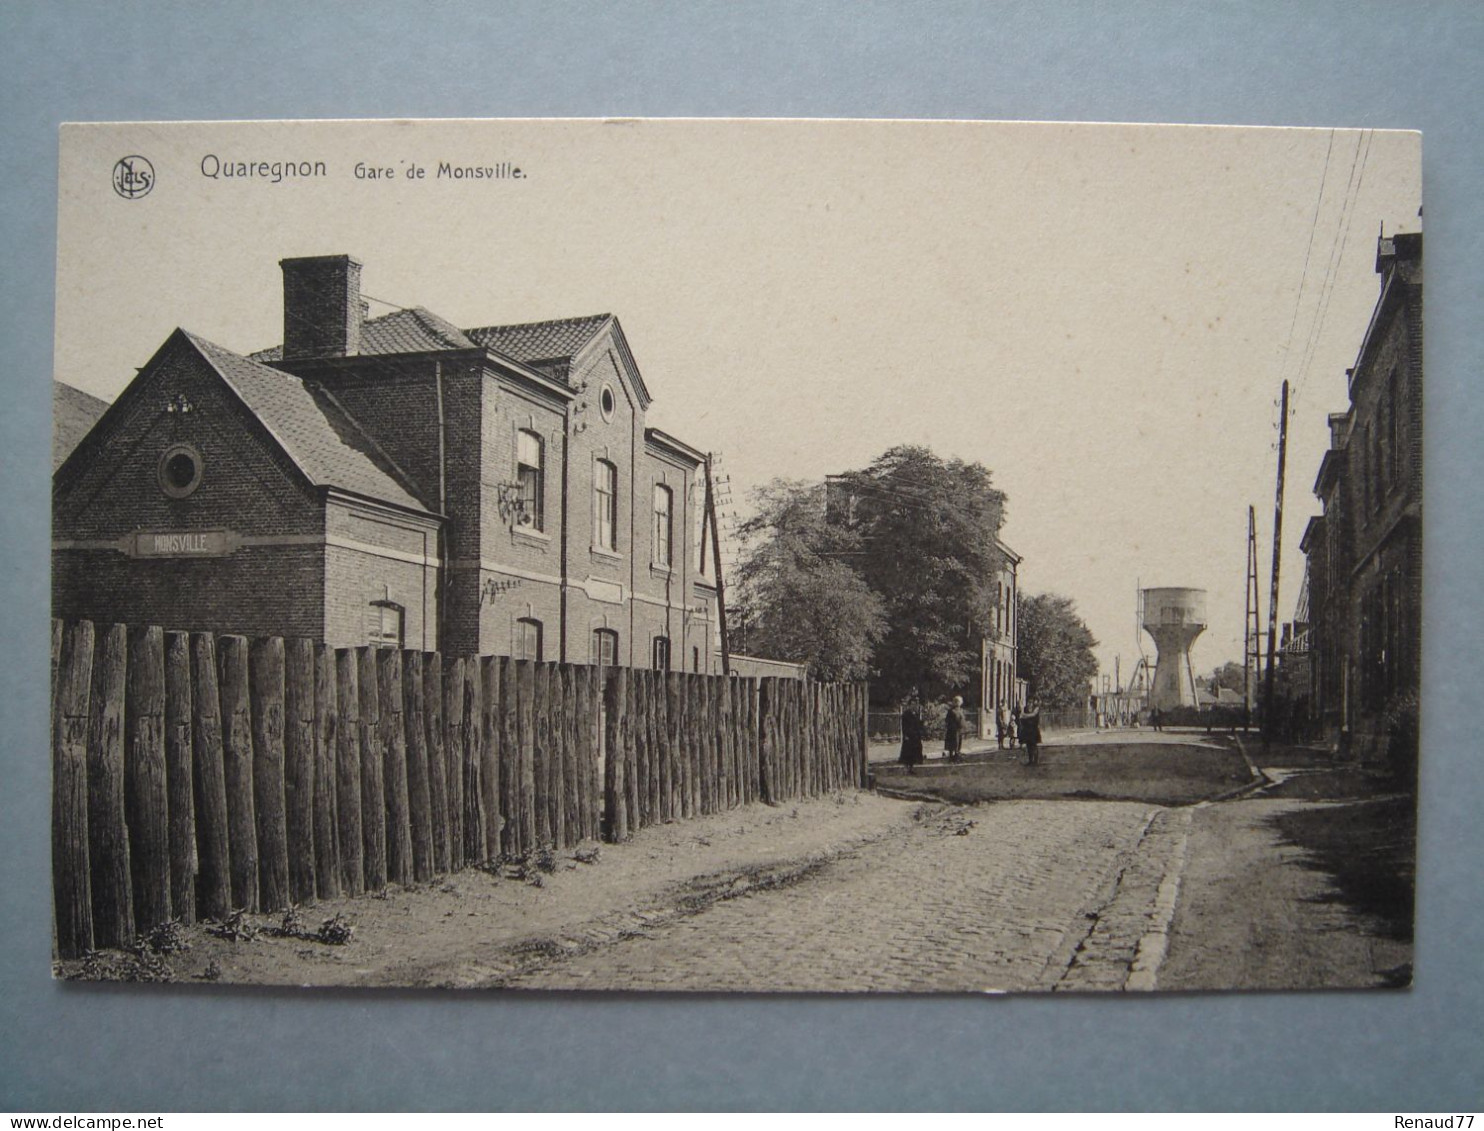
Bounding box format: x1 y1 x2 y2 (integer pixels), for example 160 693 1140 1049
509 799 1176 992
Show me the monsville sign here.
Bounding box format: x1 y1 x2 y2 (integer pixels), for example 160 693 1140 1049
128 530 237 558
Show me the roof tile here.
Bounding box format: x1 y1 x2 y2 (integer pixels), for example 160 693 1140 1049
465 314 611 366
187 332 432 514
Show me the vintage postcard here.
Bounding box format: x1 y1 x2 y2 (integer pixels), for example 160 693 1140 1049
50 119 1420 991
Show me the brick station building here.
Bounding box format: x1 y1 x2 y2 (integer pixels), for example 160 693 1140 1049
1299 230 1422 758
53 254 725 670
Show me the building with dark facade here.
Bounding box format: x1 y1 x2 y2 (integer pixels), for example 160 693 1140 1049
53 254 723 670
979 537 1022 737
1300 230 1422 759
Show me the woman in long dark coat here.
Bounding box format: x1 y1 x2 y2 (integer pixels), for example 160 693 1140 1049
899 699 925 772
944 695 966 762
1019 700 1043 765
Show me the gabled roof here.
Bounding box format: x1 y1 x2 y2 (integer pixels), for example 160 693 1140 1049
187 332 433 515
251 306 477 363
464 314 612 368
253 298 652 405
362 307 477 353
470 313 653 408
53 382 110 472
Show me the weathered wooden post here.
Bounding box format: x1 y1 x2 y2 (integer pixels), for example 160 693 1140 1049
126 625 171 930
747 677 761 803
479 657 503 860
284 637 317 905
423 654 449 870
516 659 537 852
626 670 643 827
443 656 466 871
535 662 555 845
632 670 650 831
312 644 340 901
497 656 521 856
191 633 231 921
163 631 198 923
357 647 386 891
530 662 550 846
221 636 262 911
52 620 94 959
462 658 485 862
687 674 703 816
249 636 290 912
660 672 678 822
378 648 412 888
579 665 599 840
88 623 133 945
604 666 628 842
334 649 363 897
757 677 774 804
653 673 668 821
402 650 435 881
560 666 580 846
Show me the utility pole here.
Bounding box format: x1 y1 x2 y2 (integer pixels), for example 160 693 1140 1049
1263 380 1289 740
1245 504 1261 729
703 453 731 676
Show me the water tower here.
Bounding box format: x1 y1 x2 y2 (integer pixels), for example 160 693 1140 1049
1140 587 1207 710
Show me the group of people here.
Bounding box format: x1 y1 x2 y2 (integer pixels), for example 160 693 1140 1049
897 693 1042 771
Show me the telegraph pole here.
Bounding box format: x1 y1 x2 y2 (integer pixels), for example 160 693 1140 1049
1262 381 1289 739
704 453 732 676
1245 504 1260 729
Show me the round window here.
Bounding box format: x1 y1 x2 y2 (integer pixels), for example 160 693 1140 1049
599 383 616 420
158 443 203 498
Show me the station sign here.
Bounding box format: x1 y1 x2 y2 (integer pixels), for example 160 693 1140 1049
128 530 237 558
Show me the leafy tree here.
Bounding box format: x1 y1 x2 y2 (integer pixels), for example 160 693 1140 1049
1017 593 1099 708
1207 661 1248 695
829 445 1008 703
732 480 887 681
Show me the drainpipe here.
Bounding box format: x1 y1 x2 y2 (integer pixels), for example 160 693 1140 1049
435 360 448 652
560 400 570 663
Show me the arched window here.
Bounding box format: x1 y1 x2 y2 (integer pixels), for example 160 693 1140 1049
652 635 671 671
591 628 618 667
594 459 618 550
515 617 543 661
652 483 673 568
516 429 544 531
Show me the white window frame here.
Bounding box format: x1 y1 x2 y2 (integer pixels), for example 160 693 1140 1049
592 627 618 667
516 429 544 531
594 459 618 551
515 617 543 662
652 483 673 568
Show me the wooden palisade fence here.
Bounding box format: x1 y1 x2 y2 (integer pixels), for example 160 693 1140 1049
51 619 870 958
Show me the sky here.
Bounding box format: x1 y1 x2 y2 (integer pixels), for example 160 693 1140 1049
55 119 1421 681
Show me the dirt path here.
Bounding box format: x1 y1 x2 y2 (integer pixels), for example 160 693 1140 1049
72 793 916 988
1157 797 1412 991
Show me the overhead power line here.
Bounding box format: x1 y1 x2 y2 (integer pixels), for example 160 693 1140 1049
1291 128 1373 411
1275 129 1337 393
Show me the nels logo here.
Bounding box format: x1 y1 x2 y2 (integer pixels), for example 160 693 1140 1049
112 155 154 199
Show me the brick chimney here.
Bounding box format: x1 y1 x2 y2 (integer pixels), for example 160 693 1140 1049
281 254 363 359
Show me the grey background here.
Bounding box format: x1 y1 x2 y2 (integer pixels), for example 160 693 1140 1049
3 1 1480 1112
